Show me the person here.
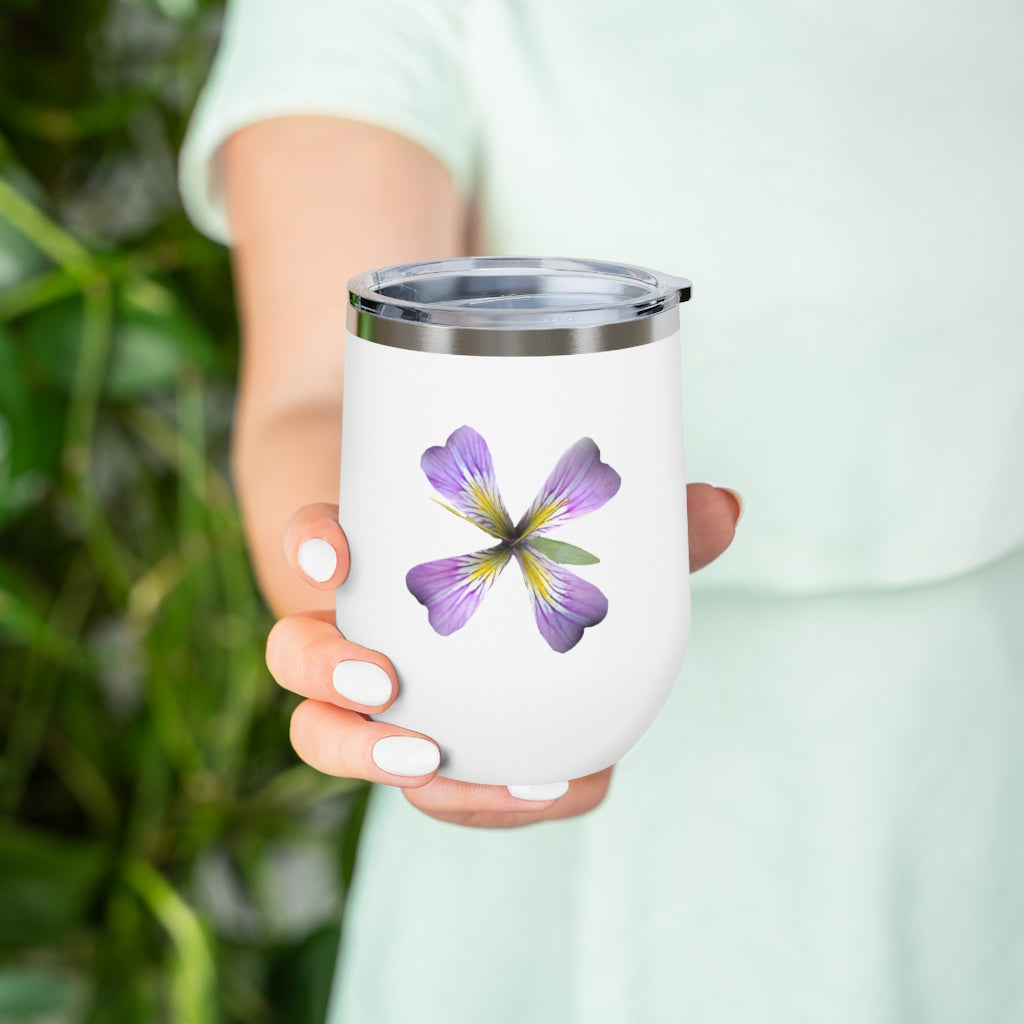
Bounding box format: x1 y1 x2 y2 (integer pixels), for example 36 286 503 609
180 1 1024 1021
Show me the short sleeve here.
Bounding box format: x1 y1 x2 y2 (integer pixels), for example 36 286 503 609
178 0 476 243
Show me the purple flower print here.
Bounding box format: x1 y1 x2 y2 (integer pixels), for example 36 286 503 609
406 426 621 653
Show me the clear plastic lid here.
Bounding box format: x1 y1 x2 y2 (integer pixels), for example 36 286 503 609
348 257 690 331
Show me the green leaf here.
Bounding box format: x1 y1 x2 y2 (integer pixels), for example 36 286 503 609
0 329 61 526
0 966 84 1020
123 860 218 1024
19 296 94 393
105 281 216 398
0 213 49 294
528 537 600 565
151 0 200 23
267 925 343 1024
0 563 89 669
20 283 216 399
0 163 58 292
0 827 107 949
0 325 64 486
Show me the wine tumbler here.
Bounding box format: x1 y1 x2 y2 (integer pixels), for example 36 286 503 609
338 257 691 788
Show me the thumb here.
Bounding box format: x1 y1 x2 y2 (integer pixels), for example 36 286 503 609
284 502 351 588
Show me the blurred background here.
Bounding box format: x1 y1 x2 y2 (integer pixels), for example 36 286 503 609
0 2 369 1021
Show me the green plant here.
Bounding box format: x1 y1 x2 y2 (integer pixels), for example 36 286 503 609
0 4 368 1021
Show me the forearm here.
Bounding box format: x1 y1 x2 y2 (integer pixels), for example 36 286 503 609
223 117 466 616
233 397 342 616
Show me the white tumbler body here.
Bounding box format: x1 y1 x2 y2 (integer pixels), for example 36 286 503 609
338 259 690 786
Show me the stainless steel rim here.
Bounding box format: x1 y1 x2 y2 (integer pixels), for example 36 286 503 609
346 305 682 356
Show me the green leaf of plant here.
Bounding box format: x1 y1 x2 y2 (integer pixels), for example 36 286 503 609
105 280 216 398
20 283 217 399
0 966 83 1019
0 827 107 949
0 163 55 293
0 215 49 294
0 563 88 669
0 327 59 525
528 537 600 565
267 925 344 1024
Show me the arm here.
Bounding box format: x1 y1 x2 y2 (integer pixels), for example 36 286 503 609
225 116 466 615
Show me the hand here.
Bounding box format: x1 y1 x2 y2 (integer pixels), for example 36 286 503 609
266 485 742 828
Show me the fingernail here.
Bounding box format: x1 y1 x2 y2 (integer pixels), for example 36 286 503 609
298 537 337 582
372 736 441 777
507 781 570 802
718 487 745 526
332 661 392 707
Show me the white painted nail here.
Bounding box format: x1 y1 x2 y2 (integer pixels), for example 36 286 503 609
332 661 392 707
298 537 337 582
507 781 570 802
718 487 745 526
372 736 441 777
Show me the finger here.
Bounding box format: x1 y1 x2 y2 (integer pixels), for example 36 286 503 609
267 609 397 711
289 698 441 788
403 767 613 828
687 483 744 572
284 502 350 587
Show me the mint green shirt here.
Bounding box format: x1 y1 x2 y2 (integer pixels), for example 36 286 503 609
181 2 1024 1020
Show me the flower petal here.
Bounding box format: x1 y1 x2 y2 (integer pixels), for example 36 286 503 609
420 426 514 538
514 544 609 653
406 545 513 636
515 437 621 537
